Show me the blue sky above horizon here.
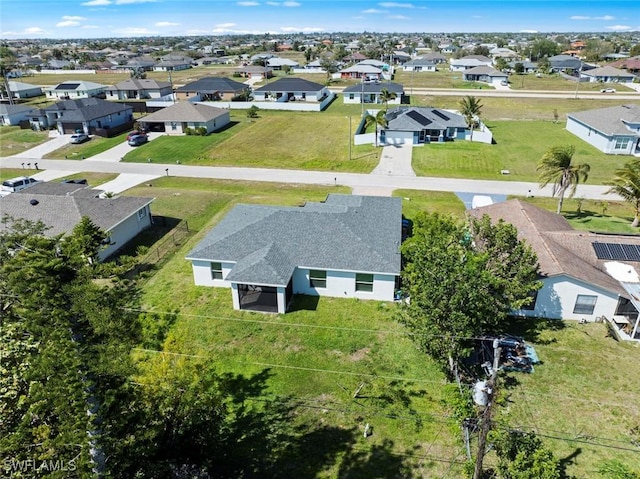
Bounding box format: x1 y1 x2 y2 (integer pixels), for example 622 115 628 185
1 0 638 39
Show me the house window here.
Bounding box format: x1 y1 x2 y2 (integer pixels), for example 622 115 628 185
137 207 147 218
309 270 326 288
349 93 355 100
573 294 597 315
355 273 374 292
614 138 630 150
171 122 177 131
211 262 223 280
521 290 538 310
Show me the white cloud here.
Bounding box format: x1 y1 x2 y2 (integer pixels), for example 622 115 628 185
81 0 111 5
156 21 180 27
520 29 538 33
113 27 158 34
379 2 415 7
215 23 237 28
237 1 259 5
266 1 280 4
363 8 386 14
280 26 325 32
570 15 615 20
56 21 81 27
389 15 409 20
115 0 157 4
62 16 87 21
606 24 633 31
282 1 301 6
81 25 101 29
2 27 47 36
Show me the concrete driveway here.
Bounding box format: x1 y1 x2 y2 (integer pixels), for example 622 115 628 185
372 142 415 177
11 134 71 159
90 132 164 162
95 173 162 194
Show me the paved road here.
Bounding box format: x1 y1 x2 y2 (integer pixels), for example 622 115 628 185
0 156 617 200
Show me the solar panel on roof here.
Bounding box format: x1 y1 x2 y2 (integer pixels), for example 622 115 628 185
56 83 80 90
406 110 431 126
592 242 640 261
431 109 450 121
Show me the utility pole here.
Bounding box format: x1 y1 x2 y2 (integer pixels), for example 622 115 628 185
473 339 501 479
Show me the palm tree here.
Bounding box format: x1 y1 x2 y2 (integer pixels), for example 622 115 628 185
459 96 483 140
364 110 388 147
537 145 590 214
605 158 640 226
379 88 397 111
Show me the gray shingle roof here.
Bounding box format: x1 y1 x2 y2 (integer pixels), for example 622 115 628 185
468 199 638 296
463 66 508 77
0 104 38 116
176 77 248 93
114 78 172 90
254 77 325 93
568 104 640 136
42 98 132 122
385 106 467 131
0 183 153 237
140 102 228 122
186 194 402 286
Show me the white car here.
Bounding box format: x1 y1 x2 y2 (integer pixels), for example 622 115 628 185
0 176 42 197
600 88 616 93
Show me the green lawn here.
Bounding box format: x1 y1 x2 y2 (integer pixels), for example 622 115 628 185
42 131 130 160
412 120 624 184
0 126 50 156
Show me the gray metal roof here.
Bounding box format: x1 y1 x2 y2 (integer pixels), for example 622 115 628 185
0 184 153 237
176 77 248 93
140 102 228 123
254 77 325 93
343 82 404 94
385 106 467 132
186 194 402 286
568 104 640 136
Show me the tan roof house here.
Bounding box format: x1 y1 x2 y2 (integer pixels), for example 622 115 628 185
138 102 230 135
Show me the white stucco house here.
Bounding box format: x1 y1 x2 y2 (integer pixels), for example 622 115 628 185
0 104 39 126
5 80 43 100
252 77 330 103
379 106 468 145
579 65 636 84
450 55 493 71
186 195 402 314
566 104 640 156
470 199 640 341
342 82 404 105
139 102 230 135
0 182 154 261
402 58 438 72
462 66 509 85
44 81 107 100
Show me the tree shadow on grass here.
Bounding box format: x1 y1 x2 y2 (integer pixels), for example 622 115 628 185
507 315 565 345
287 294 320 312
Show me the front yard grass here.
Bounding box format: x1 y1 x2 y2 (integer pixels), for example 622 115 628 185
412 120 623 184
42 131 130 159
0 126 50 156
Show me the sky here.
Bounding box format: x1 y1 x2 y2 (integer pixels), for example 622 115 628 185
0 0 638 39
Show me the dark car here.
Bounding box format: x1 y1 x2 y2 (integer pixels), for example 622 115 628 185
128 134 148 146
61 178 88 185
70 133 90 144
127 130 148 141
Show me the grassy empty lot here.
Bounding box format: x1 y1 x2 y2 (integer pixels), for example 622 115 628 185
42 131 131 159
123 178 640 478
0 126 50 156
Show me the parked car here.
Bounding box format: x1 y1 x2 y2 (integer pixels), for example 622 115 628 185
70 133 90 144
0 176 42 197
127 130 148 141
601 88 616 93
128 134 148 146
61 178 88 185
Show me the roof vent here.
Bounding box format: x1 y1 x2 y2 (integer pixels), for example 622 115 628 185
30 199 39 206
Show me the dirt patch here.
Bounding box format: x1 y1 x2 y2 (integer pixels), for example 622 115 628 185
349 347 371 362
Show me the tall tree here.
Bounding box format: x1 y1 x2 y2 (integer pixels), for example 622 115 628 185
537 145 590 214
364 109 388 147
605 158 640 227
459 95 483 140
396 213 540 377
379 87 397 111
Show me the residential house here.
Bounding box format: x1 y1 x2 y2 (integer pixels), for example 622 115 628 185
343 52 368 63
580 65 636 85
469 199 640 341
420 52 447 64
153 57 192 71
46 59 72 70
266 57 300 70
608 55 640 74
252 77 330 102
489 47 518 60
0 182 154 262
31 98 133 135
380 106 467 145
340 63 384 80
138 102 230 135
0 104 40 126
450 55 493 71
105 79 173 100
44 81 107 100
122 57 156 72
402 58 438 72
548 54 582 73
462 66 509 85
342 81 404 105
4 81 43 100
566 104 640 156
233 65 273 79
391 51 412 64
186 194 402 314
175 77 249 101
